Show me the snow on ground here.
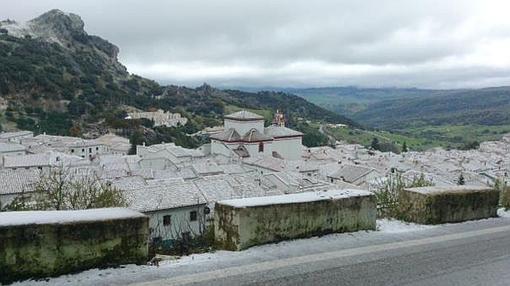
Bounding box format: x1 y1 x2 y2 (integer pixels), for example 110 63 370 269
497 208 510 218
377 219 436 233
13 213 510 286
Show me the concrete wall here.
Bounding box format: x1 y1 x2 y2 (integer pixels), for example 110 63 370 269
400 186 500 224
214 190 376 251
0 208 149 284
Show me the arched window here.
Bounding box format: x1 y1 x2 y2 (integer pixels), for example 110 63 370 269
258 142 264 152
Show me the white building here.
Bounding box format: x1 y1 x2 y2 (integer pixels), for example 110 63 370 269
210 111 303 160
0 142 27 157
115 178 207 243
126 109 188 127
21 134 108 159
0 131 33 143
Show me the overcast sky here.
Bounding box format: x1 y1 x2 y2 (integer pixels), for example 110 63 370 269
2 0 510 89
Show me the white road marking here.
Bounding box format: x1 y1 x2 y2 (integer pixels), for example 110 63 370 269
130 224 510 286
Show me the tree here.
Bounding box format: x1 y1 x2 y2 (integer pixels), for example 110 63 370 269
6 168 127 211
457 173 465 185
370 137 380 150
129 129 145 155
402 141 408 152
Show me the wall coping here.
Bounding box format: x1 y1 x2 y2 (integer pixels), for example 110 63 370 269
0 208 146 227
217 189 373 208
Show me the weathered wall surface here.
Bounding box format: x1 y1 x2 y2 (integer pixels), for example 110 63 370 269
400 186 499 224
215 190 376 251
0 209 149 284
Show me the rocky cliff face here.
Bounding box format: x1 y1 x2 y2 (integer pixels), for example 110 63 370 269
0 9 354 138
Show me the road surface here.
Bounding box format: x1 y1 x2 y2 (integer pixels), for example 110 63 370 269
132 217 510 286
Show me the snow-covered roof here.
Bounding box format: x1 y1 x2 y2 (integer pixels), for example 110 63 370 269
123 180 205 212
0 131 33 140
264 126 303 138
0 142 26 153
244 156 286 172
210 128 241 141
0 208 146 227
192 162 224 176
242 128 272 142
3 151 86 168
328 164 376 183
217 189 373 208
224 110 264 121
0 169 40 195
406 185 493 195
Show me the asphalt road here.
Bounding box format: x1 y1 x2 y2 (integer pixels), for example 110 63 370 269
132 218 510 286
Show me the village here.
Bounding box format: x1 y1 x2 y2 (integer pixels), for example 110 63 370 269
0 110 509 246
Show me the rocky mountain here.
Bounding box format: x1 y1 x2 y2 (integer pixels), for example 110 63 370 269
0 10 356 143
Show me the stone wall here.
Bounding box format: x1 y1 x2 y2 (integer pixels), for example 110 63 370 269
0 208 149 284
215 189 376 251
400 186 499 224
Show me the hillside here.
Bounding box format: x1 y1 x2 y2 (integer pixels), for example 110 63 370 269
287 86 510 129
351 87 510 129
0 10 356 147
284 86 433 116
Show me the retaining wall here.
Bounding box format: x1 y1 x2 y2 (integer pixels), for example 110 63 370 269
400 186 499 224
0 208 149 284
215 189 376 251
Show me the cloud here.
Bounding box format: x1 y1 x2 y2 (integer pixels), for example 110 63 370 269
1 0 510 88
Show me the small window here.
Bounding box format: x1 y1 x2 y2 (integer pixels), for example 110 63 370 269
96 147 99 151
82 148 85 152
163 215 171 226
89 148 92 153
190 211 197 222
71 149 74 153
258 142 264 152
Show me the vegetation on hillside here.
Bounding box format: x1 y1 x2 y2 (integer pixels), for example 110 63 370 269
0 11 358 147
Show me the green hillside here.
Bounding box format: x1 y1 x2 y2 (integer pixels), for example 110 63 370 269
0 10 357 148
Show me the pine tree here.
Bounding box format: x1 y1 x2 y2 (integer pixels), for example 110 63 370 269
371 137 380 151
457 174 465 185
402 141 408 152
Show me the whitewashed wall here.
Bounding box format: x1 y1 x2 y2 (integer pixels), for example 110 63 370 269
146 205 206 241
272 137 302 160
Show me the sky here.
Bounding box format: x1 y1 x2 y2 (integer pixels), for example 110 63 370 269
2 0 510 89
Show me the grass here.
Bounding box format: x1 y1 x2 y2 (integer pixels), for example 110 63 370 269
325 126 428 151
325 124 510 151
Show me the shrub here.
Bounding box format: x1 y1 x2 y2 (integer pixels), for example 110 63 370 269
374 173 434 219
495 179 510 209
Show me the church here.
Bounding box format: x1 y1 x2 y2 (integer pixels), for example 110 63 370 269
210 110 303 160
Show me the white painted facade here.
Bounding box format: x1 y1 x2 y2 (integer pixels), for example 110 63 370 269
272 137 302 160
146 205 206 242
211 111 303 160
69 143 108 159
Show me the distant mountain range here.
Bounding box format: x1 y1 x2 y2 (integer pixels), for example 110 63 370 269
0 10 356 140
264 86 510 130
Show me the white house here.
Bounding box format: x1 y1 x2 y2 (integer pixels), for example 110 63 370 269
21 134 108 159
210 110 303 160
0 142 27 157
0 131 34 143
116 178 207 243
327 164 381 189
